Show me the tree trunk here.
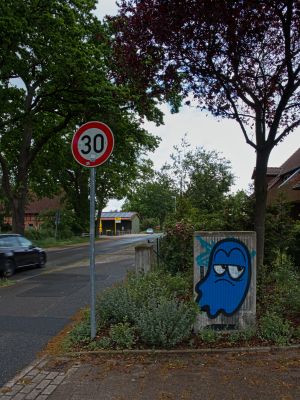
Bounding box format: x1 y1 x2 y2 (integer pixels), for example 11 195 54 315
254 147 271 267
11 192 27 235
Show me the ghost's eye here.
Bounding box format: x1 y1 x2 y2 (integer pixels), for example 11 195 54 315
228 265 245 279
213 264 226 275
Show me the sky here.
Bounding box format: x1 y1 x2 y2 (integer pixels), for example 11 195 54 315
96 1 300 211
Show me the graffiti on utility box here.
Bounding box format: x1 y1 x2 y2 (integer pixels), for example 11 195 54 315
194 232 256 332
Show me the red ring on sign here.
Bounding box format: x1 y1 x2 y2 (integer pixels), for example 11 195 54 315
71 121 114 167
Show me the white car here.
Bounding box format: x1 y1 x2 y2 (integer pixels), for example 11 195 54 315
146 228 154 234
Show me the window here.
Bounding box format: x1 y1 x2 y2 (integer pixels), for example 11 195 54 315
17 236 32 248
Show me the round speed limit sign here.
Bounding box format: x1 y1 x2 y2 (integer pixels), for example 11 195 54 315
71 121 114 167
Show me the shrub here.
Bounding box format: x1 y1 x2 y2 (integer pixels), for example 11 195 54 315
109 322 136 349
67 319 91 346
198 328 219 344
257 253 300 319
88 336 112 350
135 297 197 348
259 312 292 346
159 220 194 274
96 285 137 328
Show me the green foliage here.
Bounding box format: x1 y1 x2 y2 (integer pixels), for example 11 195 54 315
159 220 194 274
293 326 300 341
0 278 15 288
96 285 136 328
0 1 161 234
264 196 295 265
135 297 197 348
259 312 292 346
109 322 136 349
39 208 82 238
140 217 160 231
67 319 91 346
222 191 254 231
226 328 256 344
94 270 197 349
257 253 300 318
123 174 176 228
288 220 300 268
198 328 219 344
88 336 112 350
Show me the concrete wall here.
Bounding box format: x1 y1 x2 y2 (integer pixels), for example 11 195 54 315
194 231 256 331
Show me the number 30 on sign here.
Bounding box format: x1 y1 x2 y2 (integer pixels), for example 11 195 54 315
71 121 114 167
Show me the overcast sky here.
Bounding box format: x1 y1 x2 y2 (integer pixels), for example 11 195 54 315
96 1 300 210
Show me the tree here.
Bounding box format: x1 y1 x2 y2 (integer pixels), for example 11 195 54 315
0 1 160 234
32 115 159 233
0 1 105 233
111 0 300 266
162 139 234 221
122 174 176 228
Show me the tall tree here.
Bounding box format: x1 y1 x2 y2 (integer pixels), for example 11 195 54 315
111 0 300 266
32 116 159 232
162 139 234 216
0 0 161 234
0 0 104 233
122 174 176 228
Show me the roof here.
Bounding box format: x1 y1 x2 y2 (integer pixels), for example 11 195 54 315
278 148 300 176
25 196 63 213
252 148 300 181
251 167 280 179
100 212 138 220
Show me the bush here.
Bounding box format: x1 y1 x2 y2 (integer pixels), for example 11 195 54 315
159 220 194 274
257 254 300 319
109 322 136 349
95 270 198 349
88 336 111 350
67 319 91 346
259 312 292 346
96 270 194 331
96 285 137 328
198 328 219 344
135 297 197 348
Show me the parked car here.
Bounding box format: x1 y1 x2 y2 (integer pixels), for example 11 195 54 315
0 234 46 278
146 228 154 234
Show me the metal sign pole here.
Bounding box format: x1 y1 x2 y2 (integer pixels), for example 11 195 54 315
89 167 96 339
72 121 114 341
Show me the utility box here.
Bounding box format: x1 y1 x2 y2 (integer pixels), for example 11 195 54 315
135 243 155 273
194 231 256 331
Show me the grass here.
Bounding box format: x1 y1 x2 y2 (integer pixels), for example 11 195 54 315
0 278 15 288
33 236 104 249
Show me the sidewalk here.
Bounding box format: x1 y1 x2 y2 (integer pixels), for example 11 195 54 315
1 347 299 400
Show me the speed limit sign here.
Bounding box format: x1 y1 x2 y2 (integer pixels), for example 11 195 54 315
71 121 114 167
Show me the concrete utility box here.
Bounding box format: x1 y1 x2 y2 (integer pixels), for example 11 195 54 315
135 243 155 273
194 231 256 331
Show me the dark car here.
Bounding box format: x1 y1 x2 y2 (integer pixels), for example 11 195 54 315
0 234 46 278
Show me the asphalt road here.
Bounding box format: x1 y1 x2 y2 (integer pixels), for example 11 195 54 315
0 234 155 387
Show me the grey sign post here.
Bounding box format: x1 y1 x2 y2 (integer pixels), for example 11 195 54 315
71 121 114 339
89 167 96 338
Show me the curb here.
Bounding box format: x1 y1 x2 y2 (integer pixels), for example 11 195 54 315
61 343 300 356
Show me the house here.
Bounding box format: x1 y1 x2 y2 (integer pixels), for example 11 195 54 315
99 212 140 235
252 148 300 217
4 196 62 230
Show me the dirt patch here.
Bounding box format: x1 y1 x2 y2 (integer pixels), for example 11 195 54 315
51 350 300 400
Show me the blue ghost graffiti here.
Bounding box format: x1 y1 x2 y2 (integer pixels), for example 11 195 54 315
195 238 251 318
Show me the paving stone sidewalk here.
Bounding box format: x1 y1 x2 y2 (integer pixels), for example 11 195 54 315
1 348 300 400
0 357 79 400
